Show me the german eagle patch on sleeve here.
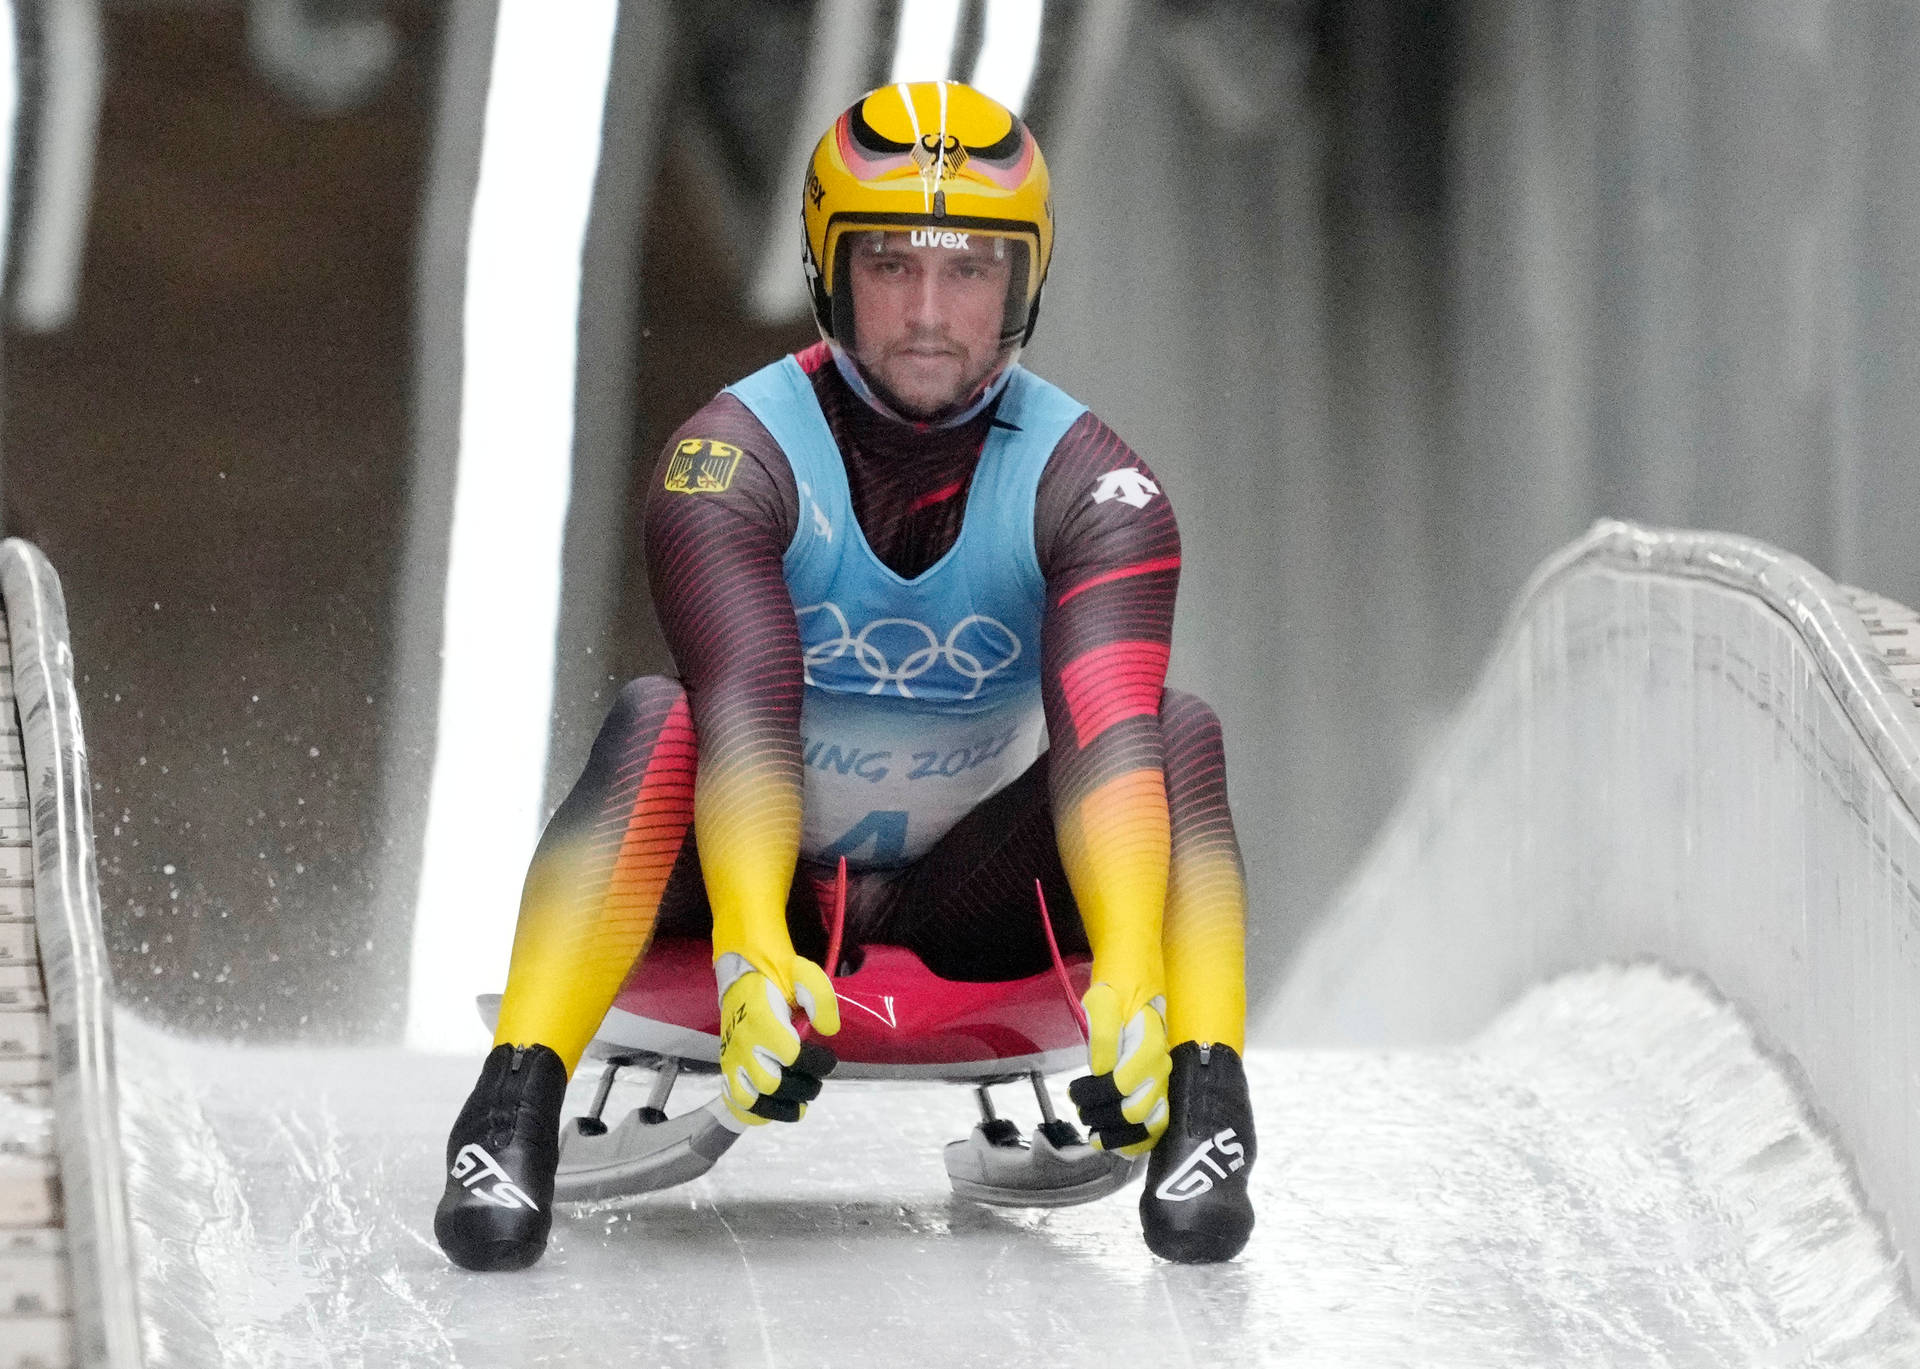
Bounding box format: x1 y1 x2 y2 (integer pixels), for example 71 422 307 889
663 439 743 494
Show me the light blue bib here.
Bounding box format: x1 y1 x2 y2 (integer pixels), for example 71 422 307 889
724 355 1087 866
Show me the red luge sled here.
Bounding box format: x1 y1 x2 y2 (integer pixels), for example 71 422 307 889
477 865 1140 1206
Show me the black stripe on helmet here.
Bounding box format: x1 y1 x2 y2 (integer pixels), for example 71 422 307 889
967 120 1026 165
848 97 915 156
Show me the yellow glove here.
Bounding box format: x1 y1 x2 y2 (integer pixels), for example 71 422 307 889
1067 983 1171 1157
714 951 840 1127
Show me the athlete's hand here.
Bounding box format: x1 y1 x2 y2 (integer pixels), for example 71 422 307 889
1068 984 1171 1157
714 951 840 1127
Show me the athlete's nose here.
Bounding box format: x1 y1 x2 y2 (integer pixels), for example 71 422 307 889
907 261 948 329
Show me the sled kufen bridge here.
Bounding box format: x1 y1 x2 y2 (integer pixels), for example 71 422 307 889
0 542 141 1369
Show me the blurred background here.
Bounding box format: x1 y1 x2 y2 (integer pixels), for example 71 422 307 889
5 0 1917 1044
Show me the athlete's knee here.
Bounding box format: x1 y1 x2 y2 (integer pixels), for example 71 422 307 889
587 675 691 771
547 675 694 836
604 674 688 734
1159 688 1224 755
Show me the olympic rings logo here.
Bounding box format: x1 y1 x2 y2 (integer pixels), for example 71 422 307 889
796 602 1023 700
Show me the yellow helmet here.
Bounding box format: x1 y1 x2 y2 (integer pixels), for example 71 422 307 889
802 80 1053 350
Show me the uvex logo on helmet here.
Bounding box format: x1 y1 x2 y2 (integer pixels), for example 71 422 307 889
909 229 971 250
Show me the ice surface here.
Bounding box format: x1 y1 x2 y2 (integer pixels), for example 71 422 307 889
110 963 1919 1368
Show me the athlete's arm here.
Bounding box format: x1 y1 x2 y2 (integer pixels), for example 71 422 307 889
644 395 841 1125
642 399 807 974
1036 413 1180 1152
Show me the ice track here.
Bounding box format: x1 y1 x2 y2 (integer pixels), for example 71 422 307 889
11 523 1920 1366
112 964 1918 1368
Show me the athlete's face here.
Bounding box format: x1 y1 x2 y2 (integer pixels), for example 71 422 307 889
846 231 1014 420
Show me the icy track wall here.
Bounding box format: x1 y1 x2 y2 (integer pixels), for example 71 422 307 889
0 540 142 1369
1265 518 1920 1273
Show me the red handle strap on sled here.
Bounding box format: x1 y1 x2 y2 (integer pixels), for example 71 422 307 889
1035 880 1090 1042
824 856 847 980
795 857 848 1044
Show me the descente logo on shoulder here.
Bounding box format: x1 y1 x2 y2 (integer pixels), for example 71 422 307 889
909 229 971 249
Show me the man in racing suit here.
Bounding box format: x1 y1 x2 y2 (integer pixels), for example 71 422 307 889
435 79 1257 1272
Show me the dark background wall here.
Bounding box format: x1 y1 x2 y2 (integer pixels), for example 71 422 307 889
6 0 1916 1042
3 5 428 1036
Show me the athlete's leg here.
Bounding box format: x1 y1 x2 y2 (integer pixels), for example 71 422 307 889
437 674 700 1271
1158 688 1247 1052
493 674 702 1073
876 697 1252 1260
1142 687 1255 1264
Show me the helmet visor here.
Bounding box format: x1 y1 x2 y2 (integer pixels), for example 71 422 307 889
827 225 1036 355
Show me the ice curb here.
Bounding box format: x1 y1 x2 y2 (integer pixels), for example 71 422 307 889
1 539 143 1366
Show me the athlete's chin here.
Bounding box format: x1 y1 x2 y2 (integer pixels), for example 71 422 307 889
872 358 980 419
881 376 968 419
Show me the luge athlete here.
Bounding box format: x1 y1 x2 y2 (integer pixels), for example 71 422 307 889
434 80 1257 1271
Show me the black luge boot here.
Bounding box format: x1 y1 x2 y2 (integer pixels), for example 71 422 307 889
1139 1042 1257 1263
434 1043 569 1271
